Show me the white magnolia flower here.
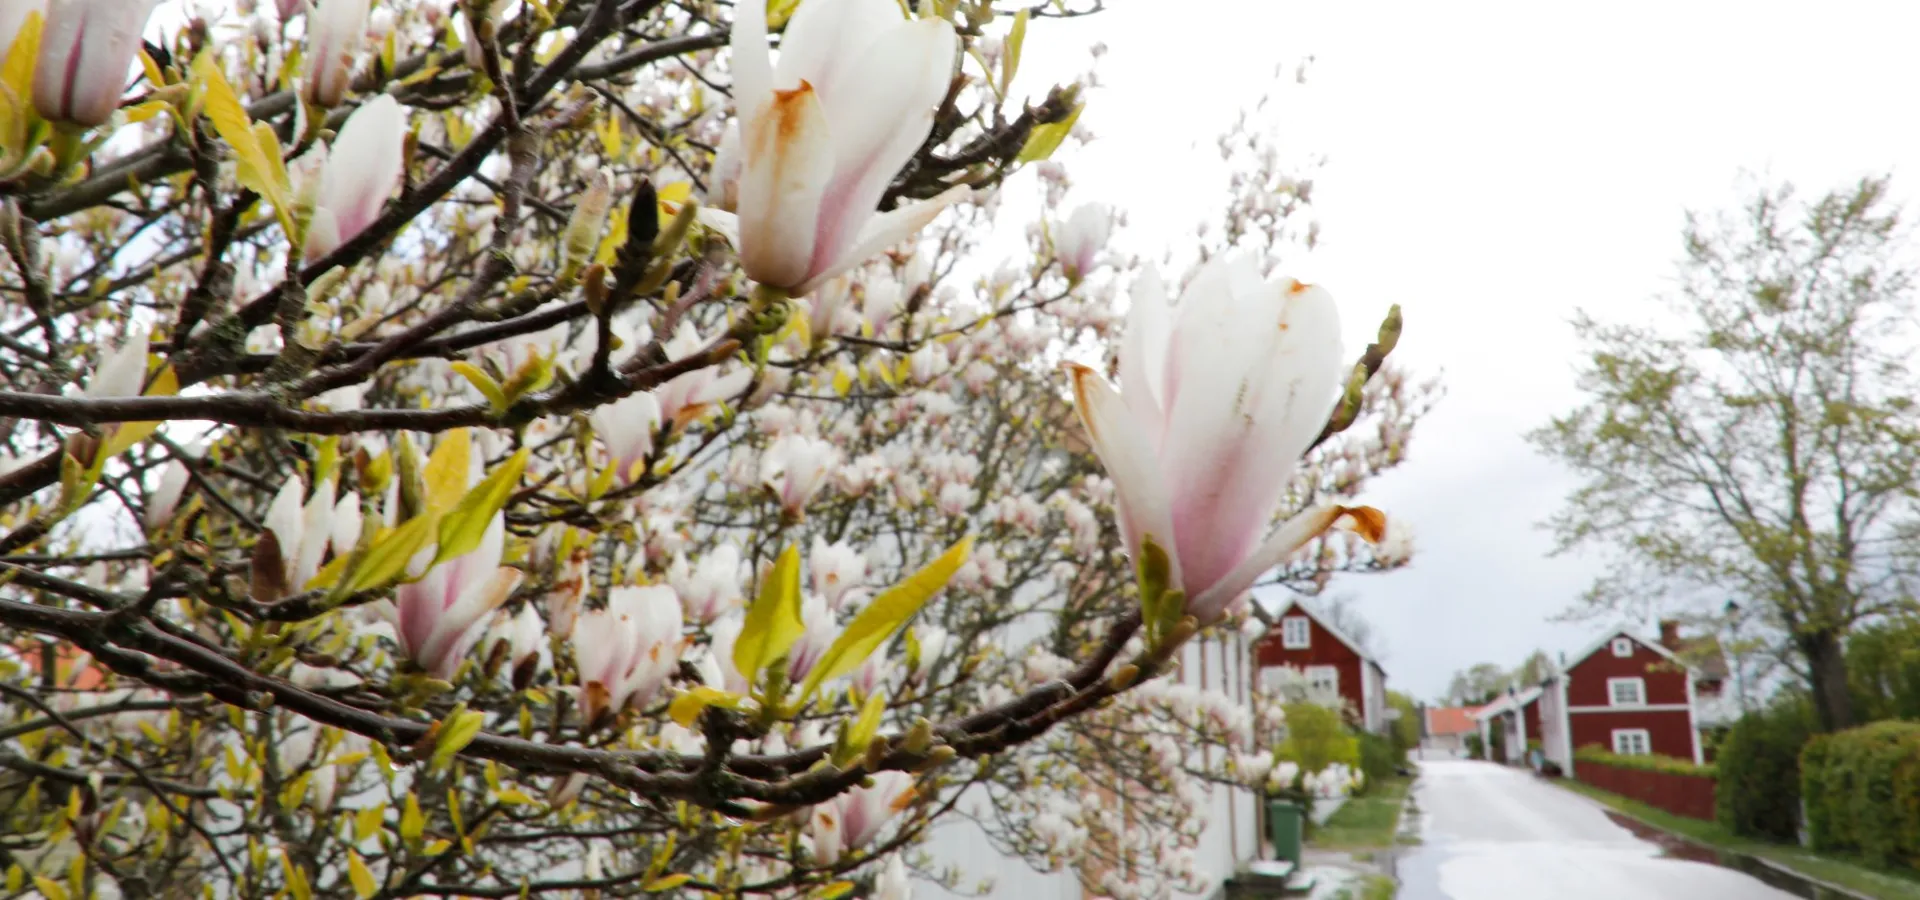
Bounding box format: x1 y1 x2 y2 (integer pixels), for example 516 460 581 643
1064 255 1386 623
704 0 969 296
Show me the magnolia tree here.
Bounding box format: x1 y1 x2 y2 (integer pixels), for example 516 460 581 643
0 1 1429 898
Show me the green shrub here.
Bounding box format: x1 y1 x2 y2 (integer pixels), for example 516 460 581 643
1800 720 1920 870
1714 700 1814 841
1465 732 1485 760
1278 702 1359 774
1574 745 1716 777
1357 731 1402 782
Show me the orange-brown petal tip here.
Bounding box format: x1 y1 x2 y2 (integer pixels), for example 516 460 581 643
1335 505 1388 543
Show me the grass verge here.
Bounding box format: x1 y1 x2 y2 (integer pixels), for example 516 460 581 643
1311 776 1411 852
1327 873 1396 900
1557 779 1920 900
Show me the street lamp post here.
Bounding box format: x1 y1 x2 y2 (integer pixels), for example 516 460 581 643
1725 599 1749 712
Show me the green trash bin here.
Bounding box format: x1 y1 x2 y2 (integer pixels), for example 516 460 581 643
1266 799 1303 865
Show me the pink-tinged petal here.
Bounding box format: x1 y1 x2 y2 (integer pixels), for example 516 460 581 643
736 82 834 288
303 208 342 264
1188 505 1386 623
394 562 448 659
1063 363 1179 587
1117 268 1171 441
708 121 744 211
695 207 742 247
420 567 523 678
33 0 161 126
691 368 753 408
318 95 407 243
802 18 957 278
772 0 900 97
795 185 969 296
305 0 369 106
730 0 774 123
1247 280 1344 470
1159 259 1341 599
590 391 662 482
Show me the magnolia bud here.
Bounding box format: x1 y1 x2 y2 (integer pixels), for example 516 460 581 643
305 0 370 107
562 169 612 279
34 0 163 126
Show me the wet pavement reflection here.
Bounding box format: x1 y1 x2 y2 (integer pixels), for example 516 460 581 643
1395 760 1834 900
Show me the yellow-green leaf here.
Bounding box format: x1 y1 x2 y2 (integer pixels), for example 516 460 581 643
433 447 527 565
450 361 510 414
346 515 436 591
1000 9 1029 95
732 545 804 682
100 365 178 459
353 806 383 843
644 874 693 892
848 689 885 749
816 881 855 900
431 707 486 771
422 429 472 511
280 849 313 900
347 851 377 898
192 53 296 238
0 12 43 142
32 876 68 900
667 686 745 727
399 792 424 843
1016 102 1083 164
799 537 972 701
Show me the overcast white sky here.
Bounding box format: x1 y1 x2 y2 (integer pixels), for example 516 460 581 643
1018 1 1920 701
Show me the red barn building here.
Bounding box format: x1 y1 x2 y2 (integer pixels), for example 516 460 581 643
1537 627 1707 771
1252 599 1389 733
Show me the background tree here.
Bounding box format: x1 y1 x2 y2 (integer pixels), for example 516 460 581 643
1532 175 1920 731
1444 662 1510 705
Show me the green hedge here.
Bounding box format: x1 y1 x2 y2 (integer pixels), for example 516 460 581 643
1714 701 1814 841
1801 720 1920 869
1574 745 1717 777
1357 731 1402 782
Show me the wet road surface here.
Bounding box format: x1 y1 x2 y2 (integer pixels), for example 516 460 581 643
1397 760 1800 899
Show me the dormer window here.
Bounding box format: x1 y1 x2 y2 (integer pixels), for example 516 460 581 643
1282 616 1311 650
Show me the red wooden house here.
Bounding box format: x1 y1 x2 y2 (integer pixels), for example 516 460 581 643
1252 599 1389 733
1537 626 1708 771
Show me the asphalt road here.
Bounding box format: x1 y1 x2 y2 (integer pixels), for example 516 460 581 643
1396 760 1800 899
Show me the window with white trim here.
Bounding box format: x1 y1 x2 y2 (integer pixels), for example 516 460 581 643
1611 638 1634 658
1305 665 1339 695
1281 617 1311 650
1612 729 1652 756
1608 677 1646 707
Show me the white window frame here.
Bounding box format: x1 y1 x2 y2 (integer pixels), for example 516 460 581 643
1305 664 1339 695
1608 677 1646 707
1611 728 1652 756
1610 637 1634 658
1281 616 1311 650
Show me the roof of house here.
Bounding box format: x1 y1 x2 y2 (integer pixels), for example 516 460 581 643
1264 597 1383 669
1663 633 1732 680
1471 686 1543 720
1562 626 1696 677
1425 706 1482 736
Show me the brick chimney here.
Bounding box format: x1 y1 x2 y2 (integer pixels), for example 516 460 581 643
1658 619 1682 650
